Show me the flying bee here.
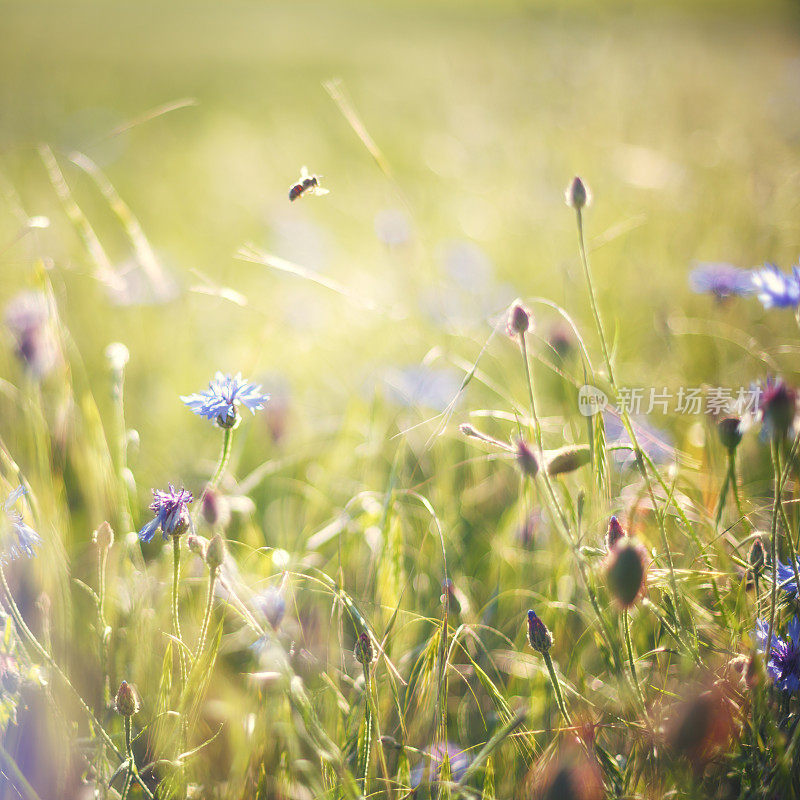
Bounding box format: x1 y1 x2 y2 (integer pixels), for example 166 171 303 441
288 166 329 201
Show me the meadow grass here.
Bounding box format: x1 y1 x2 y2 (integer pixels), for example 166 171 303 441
2 1 800 798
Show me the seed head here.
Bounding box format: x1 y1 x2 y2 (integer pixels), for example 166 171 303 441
605 538 649 608
546 445 591 477
115 680 139 717
565 176 591 211
354 632 374 665
526 609 553 654
515 439 539 478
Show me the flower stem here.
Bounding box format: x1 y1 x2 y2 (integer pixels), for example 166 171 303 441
172 535 186 688
518 334 542 446
622 608 644 706
119 716 134 800
358 662 373 793
210 426 234 490
97 544 111 709
542 651 571 727
574 206 681 619
767 440 781 659
192 426 235 527
195 566 218 659
0 566 154 799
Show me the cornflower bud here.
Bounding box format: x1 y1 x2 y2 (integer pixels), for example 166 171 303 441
507 302 532 337
748 537 765 577
605 516 626 551
201 486 231 529
526 609 553 654
354 632 374 665
565 176 591 210
115 680 139 717
515 439 539 478
205 533 226 571
717 416 743 452
92 521 115 551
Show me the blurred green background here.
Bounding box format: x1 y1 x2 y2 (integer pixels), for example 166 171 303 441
2 0 800 511
3 2 800 796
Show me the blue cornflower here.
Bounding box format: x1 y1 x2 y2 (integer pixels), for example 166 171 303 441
138 485 193 543
771 557 800 595
688 262 754 300
181 372 270 428
756 616 800 693
2 486 42 563
751 264 800 309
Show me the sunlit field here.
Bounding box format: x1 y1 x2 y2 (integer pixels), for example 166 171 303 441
3 1 800 798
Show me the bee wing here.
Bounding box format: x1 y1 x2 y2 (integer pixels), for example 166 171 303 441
312 187 329 196
299 165 309 179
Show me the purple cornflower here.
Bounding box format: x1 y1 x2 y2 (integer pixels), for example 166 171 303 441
755 616 800 693
688 262 754 300
2 486 42 563
138 485 193 543
181 372 270 428
751 263 800 309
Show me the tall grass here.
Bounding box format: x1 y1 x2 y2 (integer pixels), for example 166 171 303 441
2 4 800 798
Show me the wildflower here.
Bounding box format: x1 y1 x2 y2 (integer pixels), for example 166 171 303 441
526 608 553 654
507 302 532 336
688 262 754 300
771 556 800 595
354 632 374 665
760 378 796 439
717 416 743 451
181 372 270 428
515 439 539 478
138 485 193 543
604 538 649 608
115 680 140 717
2 486 42 563
751 263 800 309
4 291 59 378
755 617 800 692
256 588 287 631
565 176 591 210
605 516 626 551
